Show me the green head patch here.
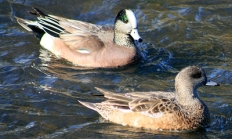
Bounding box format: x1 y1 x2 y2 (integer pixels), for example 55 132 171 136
115 9 129 23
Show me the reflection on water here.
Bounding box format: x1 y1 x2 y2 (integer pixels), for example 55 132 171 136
0 0 231 138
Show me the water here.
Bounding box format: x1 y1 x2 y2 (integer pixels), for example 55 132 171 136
0 0 231 138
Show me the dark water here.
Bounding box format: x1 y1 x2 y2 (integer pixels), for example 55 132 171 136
0 0 232 138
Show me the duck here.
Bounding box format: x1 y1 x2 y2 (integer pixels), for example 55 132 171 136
15 7 142 68
79 66 219 132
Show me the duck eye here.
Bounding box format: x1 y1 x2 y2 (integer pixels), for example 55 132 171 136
117 10 129 23
121 15 128 23
191 72 202 78
124 19 128 23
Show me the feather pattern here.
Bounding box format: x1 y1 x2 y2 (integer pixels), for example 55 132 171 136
79 66 219 131
15 8 142 68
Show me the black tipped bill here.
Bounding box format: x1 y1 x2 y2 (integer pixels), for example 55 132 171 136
205 79 220 86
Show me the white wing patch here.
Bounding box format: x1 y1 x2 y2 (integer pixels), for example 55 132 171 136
77 49 90 54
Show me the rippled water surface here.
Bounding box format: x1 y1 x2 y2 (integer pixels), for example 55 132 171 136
1 0 232 138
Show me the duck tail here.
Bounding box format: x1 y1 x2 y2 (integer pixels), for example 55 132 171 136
78 100 98 111
29 7 47 18
15 16 45 40
15 7 64 39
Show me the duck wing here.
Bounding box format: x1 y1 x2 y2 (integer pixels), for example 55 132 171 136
95 87 180 116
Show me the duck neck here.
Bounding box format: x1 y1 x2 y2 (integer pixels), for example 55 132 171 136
175 85 202 107
113 31 135 47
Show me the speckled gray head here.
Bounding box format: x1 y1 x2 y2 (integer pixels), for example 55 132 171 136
176 66 219 88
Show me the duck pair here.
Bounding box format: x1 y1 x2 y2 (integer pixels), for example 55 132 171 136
15 8 220 132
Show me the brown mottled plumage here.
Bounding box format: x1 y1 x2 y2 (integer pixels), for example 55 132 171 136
79 66 219 132
15 8 142 68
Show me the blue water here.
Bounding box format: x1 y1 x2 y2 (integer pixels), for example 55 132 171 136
0 0 231 138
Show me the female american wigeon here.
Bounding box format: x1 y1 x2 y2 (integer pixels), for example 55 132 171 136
79 66 219 132
15 8 142 68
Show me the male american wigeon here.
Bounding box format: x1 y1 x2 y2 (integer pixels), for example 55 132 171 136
79 66 220 132
15 8 142 68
